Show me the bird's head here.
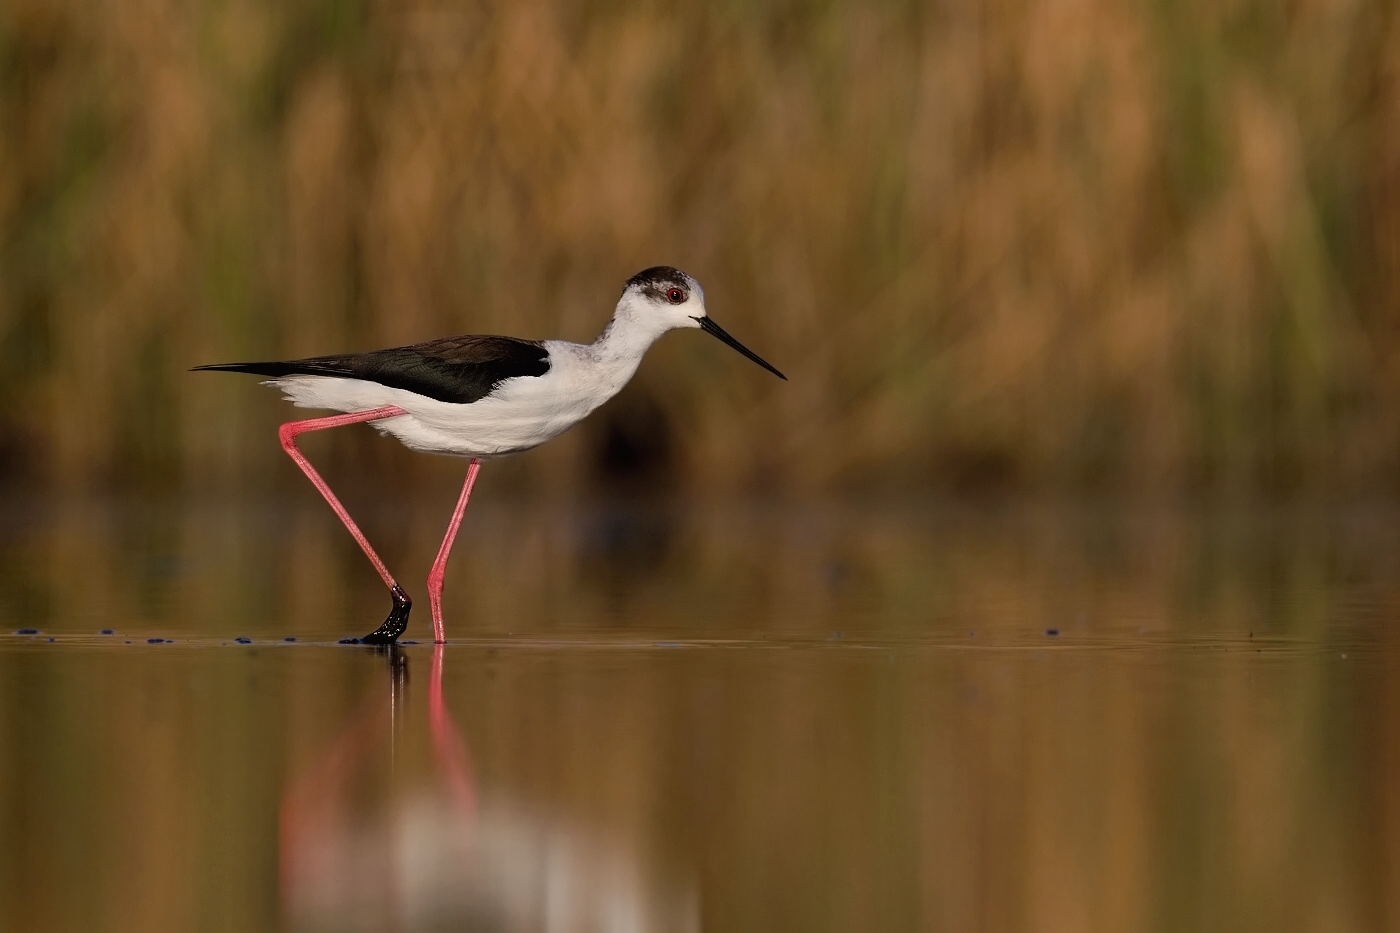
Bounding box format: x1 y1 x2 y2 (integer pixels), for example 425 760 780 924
619 266 709 328
616 266 786 380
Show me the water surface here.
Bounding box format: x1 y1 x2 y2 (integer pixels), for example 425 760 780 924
1 497 1396 931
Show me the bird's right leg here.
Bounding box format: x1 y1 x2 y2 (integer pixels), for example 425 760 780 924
278 406 412 644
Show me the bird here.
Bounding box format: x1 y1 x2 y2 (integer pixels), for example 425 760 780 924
194 266 785 646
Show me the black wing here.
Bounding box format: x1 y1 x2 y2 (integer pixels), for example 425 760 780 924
193 334 551 405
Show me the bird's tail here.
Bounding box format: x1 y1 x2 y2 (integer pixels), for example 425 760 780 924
191 361 347 377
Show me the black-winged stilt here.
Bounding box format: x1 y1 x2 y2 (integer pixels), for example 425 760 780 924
195 267 785 645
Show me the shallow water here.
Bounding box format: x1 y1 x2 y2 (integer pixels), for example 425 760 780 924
1 496 1398 932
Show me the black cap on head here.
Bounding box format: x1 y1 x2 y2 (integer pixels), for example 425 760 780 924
625 266 692 302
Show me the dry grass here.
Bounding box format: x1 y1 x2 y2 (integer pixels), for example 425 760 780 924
0 0 1396 495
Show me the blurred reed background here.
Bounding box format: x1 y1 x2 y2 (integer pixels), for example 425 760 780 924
0 0 1396 496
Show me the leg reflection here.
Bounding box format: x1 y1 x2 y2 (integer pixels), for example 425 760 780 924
279 646 480 928
279 647 407 913
429 643 477 817
280 646 696 932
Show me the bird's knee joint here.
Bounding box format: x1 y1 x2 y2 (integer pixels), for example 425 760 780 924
278 423 301 452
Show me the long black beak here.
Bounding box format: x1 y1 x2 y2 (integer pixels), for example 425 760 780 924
696 316 787 380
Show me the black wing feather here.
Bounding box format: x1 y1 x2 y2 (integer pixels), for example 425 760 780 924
193 335 551 405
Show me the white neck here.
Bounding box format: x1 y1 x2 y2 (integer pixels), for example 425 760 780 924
589 295 675 366
538 296 677 414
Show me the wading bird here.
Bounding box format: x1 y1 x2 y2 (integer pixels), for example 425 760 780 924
195 267 785 645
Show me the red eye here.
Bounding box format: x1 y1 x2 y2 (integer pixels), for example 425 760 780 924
665 287 686 304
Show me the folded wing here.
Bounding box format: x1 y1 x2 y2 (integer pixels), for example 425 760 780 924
193 335 551 405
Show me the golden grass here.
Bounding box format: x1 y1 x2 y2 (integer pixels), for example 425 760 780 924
0 0 1396 494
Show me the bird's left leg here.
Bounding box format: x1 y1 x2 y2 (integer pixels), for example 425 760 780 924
277 406 412 644
426 459 482 644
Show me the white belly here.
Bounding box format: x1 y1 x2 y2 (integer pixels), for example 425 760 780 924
270 342 637 458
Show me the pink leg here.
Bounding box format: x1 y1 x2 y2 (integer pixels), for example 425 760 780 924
426 459 481 644
278 406 412 643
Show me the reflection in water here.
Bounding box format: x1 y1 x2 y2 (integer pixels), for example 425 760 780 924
0 499 1398 931
279 649 417 924
281 645 696 932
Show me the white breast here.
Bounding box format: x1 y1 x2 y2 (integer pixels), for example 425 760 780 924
271 341 642 459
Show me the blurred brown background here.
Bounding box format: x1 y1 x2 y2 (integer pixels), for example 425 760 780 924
1 0 1396 496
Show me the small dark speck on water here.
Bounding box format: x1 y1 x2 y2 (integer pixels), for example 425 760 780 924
147 638 165 644
401 640 419 645
1045 629 1060 636
234 637 252 644
338 637 360 645
283 637 297 642
47 638 54 643
100 629 114 635
16 628 38 635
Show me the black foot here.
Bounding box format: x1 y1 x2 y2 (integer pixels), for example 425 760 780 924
360 585 412 645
